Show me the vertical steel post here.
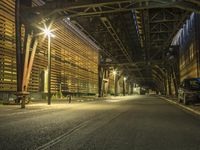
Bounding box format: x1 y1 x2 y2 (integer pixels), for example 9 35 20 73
114 74 118 96
15 0 22 93
98 56 105 97
130 83 133 95
101 68 105 97
107 69 110 95
171 65 178 96
98 55 101 97
163 77 167 95
195 14 200 76
48 35 51 105
123 79 125 96
25 39 38 90
98 64 102 97
15 0 26 108
167 71 172 96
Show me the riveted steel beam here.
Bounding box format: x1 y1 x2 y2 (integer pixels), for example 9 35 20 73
19 0 200 87
21 0 200 25
23 0 175 19
71 20 114 60
150 11 189 60
101 60 163 68
143 9 150 63
100 17 132 63
176 1 200 14
185 0 200 5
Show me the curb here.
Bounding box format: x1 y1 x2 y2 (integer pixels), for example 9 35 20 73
160 96 200 116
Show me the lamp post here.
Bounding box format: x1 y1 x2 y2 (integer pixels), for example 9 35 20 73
47 34 51 105
123 77 126 96
42 26 54 105
113 70 117 96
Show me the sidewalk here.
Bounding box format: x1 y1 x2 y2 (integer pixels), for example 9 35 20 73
0 95 126 116
0 95 135 116
0 96 105 116
160 95 200 116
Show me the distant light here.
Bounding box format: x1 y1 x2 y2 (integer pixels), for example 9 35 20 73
124 77 127 81
67 17 70 21
113 70 117 76
35 12 40 15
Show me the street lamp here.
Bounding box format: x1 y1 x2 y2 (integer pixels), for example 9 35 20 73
113 70 117 96
41 25 55 105
113 70 117 76
123 77 127 96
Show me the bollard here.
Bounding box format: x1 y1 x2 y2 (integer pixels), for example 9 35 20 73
21 96 26 109
68 95 72 103
15 92 29 109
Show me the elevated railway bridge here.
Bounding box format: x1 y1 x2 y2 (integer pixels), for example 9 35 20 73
0 0 200 108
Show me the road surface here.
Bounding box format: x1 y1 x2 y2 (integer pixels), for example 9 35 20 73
1 95 200 150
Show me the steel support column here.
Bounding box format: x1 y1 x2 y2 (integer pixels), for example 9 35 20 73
130 83 133 95
15 0 22 95
15 0 38 108
123 79 126 96
98 56 105 97
103 68 109 96
107 69 111 95
167 71 172 96
114 75 118 96
15 0 28 108
195 14 200 76
48 35 51 105
171 65 178 96
163 75 167 95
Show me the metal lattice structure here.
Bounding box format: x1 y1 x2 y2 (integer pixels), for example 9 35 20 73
2 0 200 100
20 0 200 89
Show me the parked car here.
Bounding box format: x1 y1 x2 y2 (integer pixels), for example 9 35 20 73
178 78 200 105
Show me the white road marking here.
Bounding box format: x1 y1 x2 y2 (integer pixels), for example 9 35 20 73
160 96 200 116
36 120 89 150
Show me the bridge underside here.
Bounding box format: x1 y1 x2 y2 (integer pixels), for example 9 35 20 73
1 0 200 106
21 0 199 87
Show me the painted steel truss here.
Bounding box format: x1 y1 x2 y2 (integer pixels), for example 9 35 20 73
20 0 200 87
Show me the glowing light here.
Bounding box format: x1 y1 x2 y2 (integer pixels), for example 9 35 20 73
124 77 127 81
113 70 117 76
37 23 56 39
36 23 56 105
42 26 55 37
43 28 51 37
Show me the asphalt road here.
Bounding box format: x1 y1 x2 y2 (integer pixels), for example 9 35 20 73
1 95 200 150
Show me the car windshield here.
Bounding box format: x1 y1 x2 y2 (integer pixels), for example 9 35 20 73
187 79 200 90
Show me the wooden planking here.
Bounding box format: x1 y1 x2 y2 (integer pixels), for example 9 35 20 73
180 59 198 80
0 0 16 91
0 0 99 94
108 72 115 94
180 41 198 81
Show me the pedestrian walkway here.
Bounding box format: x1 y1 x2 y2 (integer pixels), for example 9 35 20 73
0 95 128 116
